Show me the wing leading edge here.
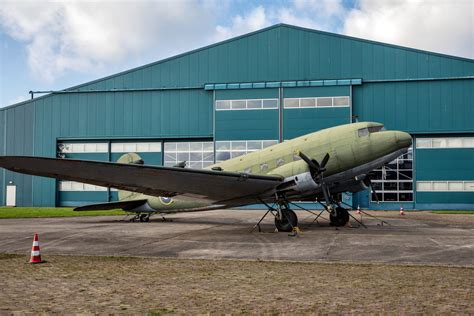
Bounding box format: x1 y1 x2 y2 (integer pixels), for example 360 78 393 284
0 156 283 202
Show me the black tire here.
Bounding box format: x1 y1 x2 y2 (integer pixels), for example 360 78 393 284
329 207 349 227
139 214 149 222
275 209 298 232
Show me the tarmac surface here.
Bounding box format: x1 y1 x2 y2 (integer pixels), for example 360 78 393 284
0 210 472 266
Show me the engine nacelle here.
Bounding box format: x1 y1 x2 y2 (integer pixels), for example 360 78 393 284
277 172 319 194
343 178 371 193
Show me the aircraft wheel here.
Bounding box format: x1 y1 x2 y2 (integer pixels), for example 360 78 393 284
139 214 149 222
330 207 349 227
275 209 298 232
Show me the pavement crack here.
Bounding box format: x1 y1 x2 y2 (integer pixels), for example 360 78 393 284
325 230 339 258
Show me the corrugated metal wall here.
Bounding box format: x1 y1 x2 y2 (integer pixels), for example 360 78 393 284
353 79 474 133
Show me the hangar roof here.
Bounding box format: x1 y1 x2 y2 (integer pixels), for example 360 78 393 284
3 23 474 110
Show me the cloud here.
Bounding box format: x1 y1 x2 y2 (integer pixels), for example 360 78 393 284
0 0 219 82
213 0 348 42
214 6 271 41
343 0 474 59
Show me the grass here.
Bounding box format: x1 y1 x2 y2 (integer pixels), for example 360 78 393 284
0 254 472 314
430 210 474 214
0 207 125 219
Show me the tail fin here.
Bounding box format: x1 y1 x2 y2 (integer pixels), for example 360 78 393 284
116 153 144 201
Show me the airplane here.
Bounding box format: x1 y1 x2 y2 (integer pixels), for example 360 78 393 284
0 122 412 232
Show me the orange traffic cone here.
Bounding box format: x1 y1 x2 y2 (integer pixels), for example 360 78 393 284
356 206 361 215
399 206 405 216
29 233 44 264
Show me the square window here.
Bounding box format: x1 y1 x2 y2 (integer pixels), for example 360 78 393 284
71 182 84 191
263 140 278 148
284 99 299 108
203 152 214 162
177 152 190 161
333 96 349 106
432 138 447 148
462 138 474 148
149 143 162 152
247 141 262 150
448 182 463 191
464 182 474 191
231 141 246 150
176 142 190 152
111 143 124 153
384 193 398 201
232 100 246 109
416 139 432 148
417 182 431 191
247 100 262 109
73 143 85 153
164 142 177 152
216 141 230 151
384 182 398 191
164 153 176 161
203 142 214 152
399 182 413 191
216 151 230 161
124 143 136 152
189 142 203 152
300 98 315 108
216 100 231 110
190 152 203 161
447 138 463 148
262 99 278 109
433 181 448 191
399 193 413 201
317 97 332 107
136 143 149 152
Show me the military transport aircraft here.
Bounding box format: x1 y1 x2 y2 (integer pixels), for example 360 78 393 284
0 122 411 232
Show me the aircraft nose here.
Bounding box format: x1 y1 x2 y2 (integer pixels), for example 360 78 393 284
395 131 412 148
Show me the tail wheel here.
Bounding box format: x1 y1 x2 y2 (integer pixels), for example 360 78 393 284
329 207 349 226
275 209 298 232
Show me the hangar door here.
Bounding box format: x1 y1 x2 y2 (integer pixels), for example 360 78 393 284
56 140 162 206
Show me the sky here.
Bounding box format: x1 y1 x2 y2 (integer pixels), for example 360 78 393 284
0 0 473 107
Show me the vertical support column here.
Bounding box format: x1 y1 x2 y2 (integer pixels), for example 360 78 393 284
212 90 216 162
349 84 353 123
107 140 111 202
278 86 284 143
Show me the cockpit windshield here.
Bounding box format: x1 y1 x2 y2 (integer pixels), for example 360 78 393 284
358 125 385 137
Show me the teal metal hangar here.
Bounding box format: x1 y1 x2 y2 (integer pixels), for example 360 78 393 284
1 24 473 210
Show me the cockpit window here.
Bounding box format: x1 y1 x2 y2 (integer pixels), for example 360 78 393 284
358 125 385 137
358 128 369 137
368 126 384 133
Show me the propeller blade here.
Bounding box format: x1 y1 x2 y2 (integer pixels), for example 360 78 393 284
320 153 330 169
298 151 319 171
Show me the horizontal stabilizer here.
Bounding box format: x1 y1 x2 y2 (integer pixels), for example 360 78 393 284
74 199 148 212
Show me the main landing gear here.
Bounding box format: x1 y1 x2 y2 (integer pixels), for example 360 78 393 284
130 213 151 222
329 206 350 227
274 208 298 232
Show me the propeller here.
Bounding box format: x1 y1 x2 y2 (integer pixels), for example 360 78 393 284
298 151 330 182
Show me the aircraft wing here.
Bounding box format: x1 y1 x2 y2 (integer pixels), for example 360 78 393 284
0 156 283 202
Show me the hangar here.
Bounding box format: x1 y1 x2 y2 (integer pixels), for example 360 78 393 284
1 24 473 210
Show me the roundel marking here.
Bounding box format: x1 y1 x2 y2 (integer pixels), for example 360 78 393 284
159 197 174 205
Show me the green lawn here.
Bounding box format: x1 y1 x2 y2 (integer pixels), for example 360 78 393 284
430 210 474 214
0 207 125 219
